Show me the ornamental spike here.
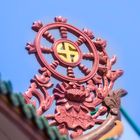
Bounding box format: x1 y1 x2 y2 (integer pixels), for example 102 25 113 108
54 16 67 23
26 42 36 54
32 20 43 32
83 28 95 39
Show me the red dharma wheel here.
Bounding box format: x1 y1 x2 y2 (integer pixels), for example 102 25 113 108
32 16 99 83
24 16 127 139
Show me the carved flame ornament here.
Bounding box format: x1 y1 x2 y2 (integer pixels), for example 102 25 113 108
23 16 127 140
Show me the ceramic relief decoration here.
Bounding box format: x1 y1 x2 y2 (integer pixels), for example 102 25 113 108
23 16 127 140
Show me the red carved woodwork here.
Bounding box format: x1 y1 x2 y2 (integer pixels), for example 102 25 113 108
23 16 126 139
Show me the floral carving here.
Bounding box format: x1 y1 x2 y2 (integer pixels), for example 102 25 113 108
45 82 108 138
24 67 54 115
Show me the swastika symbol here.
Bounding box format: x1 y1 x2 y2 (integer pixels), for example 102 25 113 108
56 42 79 63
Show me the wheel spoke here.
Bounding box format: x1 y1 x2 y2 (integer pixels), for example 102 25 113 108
43 31 55 43
50 60 59 69
83 53 94 60
75 36 86 46
67 67 75 78
78 63 91 75
59 26 67 38
41 45 53 53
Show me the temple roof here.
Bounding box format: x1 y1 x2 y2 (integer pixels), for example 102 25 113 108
0 80 67 140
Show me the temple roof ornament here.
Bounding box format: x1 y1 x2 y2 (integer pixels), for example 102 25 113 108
23 16 127 140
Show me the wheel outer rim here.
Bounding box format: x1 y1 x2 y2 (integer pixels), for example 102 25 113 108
35 22 99 83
